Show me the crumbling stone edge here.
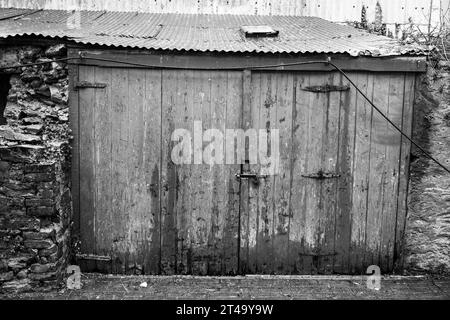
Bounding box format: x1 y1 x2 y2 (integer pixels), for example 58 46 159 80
0 44 72 293
402 59 450 276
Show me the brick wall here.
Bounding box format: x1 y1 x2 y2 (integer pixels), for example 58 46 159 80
0 44 72 292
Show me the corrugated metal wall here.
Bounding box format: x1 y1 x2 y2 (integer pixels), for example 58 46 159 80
0 0 448 27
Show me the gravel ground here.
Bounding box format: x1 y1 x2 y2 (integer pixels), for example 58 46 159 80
1 274 449 300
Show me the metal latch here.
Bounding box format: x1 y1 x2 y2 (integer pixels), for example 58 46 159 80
236 172 268 182
302 84 350 93
75 81 108 90
302 170 341 180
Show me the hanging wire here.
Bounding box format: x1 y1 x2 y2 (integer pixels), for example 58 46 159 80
1 54 449 174
328 61 450 175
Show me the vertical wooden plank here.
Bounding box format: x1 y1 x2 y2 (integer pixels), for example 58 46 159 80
333 71 357 274
245 70 261 274
110 68 129 274
78 66 96 258
238 69 252 274
317 71 341 275
208 71 224 275
124 68 141 274
93 67 112 272
190 70 212 275
126 68 149 274
380 74 405 273
303 73 326 274
394 74 416 270
68 61 80 243
161 69 181 275
222 71 243 275
123 67 133 274
174 70 194 275
254 72 277 274
244 71 262 274
349 72 374 274
142 69 163 275
209 71 229 275
365 73 391 269
289 72 312 274
272 73 294 274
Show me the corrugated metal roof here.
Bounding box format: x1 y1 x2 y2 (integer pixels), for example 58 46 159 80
0 8 425 56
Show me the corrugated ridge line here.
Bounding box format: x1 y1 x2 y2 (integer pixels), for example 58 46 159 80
0 8 426 56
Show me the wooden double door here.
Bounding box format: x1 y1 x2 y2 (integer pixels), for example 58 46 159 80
73 65 415 275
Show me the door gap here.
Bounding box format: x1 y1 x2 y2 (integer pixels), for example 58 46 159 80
0 73 12 125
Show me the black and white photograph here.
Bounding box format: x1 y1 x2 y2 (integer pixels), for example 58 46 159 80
0 0 449 309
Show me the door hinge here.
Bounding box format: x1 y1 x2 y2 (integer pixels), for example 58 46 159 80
302 170 341 180
302 84 350 93
76 254 112 262
74 81 108 90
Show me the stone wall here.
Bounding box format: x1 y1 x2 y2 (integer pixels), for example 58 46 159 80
403 60 450 274
0 44 72 292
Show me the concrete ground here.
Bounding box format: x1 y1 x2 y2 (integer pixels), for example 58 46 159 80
1 273 449 300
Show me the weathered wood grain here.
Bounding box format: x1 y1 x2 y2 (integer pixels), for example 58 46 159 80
316 71 341 275
161 69 182 275
304 73 327 274
109 68 129 274
222 71 242 275
78 66 96 258
142 69 163 274
252 72 277 274
333 71 357 274
289 72 312 274
68 63 80 241
190 70 213 275
238 69 253 274
394 74 416 270
93 67 112 270
380 74 405 272
122 69 143 274
161 70 244 275
75 66 416 275
76 51 427 73
172 71 195 274
272 72 294 274
365 73 391 269
349 72 373 274
209 71 229 274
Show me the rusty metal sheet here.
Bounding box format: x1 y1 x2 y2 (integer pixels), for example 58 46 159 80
0 8 426 57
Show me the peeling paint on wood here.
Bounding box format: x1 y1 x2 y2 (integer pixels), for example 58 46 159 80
76 64 416 275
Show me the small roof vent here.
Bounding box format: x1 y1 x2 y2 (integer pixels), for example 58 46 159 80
241 25 279 38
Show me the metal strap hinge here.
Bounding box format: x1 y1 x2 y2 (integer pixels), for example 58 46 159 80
75 81 108 90
76 254 112 262
302 84 350 93
302 170 341 180
235 172 269 181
